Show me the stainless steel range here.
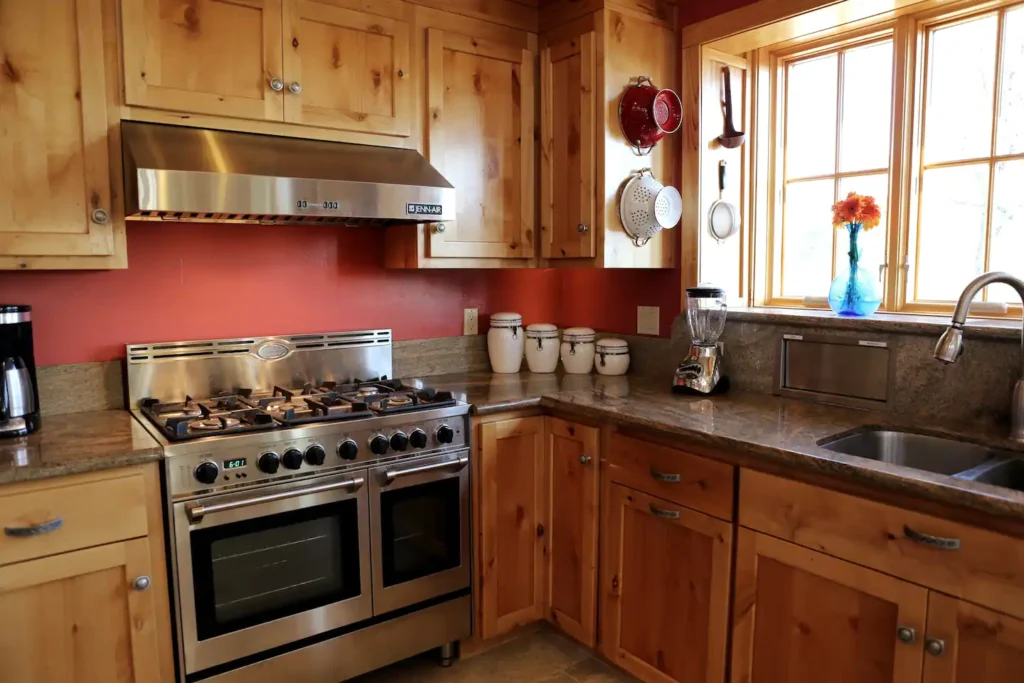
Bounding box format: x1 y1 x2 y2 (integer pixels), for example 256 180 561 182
127 330 472 683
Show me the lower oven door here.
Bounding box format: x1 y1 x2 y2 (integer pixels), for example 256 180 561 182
173 471 372 674
370 450 471 615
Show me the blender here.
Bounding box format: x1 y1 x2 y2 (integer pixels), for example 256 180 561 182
674 286 730 395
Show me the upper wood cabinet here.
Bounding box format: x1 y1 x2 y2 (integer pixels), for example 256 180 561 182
923 593 1024 683
424 27 536 259
283 1 412 134
0 0 126 270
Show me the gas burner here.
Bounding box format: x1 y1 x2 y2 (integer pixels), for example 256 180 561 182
357 387 380 397
386 395 412 407
190 416 241 432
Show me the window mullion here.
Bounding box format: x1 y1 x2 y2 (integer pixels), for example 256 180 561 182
832 51 844 282
982 8 1007 302
889 15 914 312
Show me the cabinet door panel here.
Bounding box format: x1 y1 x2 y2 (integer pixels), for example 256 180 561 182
601 483 732 683
923 593 1024 683
426 28 535 259
283 1 411 135
544 418 599 646
478 417 545 639
0 539 164 683
540 32 595 259
732 529 927 683
0 0 119 258
121 0 284 121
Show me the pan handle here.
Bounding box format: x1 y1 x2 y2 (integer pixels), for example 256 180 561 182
719 160 727 193
721 68 735 129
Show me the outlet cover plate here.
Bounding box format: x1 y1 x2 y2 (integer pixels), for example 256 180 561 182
463 308 479 336
637 306 660 336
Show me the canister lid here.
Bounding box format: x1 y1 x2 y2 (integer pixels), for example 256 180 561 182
526 323 559 338
0 305 30 313
489 312 522 328
596 338 629 350
562 327 596 341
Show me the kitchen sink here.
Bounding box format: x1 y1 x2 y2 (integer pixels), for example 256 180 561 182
819 429 1016 477
956 457 1024 492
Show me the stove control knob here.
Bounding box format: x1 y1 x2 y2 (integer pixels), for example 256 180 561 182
390 431 409 452
195 461 220 485
282 448 303 470
338 439 359 460
409 429 428 449
258 452 281 474
305 444 327 466
369 434 390 456
436 425 455 444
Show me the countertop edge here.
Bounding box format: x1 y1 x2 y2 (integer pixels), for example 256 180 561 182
0 448 164 487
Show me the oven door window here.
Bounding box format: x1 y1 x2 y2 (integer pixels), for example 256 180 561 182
190 500 362 640
380 478 461 587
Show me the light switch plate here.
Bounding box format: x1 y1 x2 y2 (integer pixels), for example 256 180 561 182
637 306 660 336
463 308 479 336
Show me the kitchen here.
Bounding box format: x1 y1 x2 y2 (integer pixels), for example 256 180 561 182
1 0 1023 682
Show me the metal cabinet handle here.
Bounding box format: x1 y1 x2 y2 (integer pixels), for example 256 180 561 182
649 504 680 520
91 208 109 225
385 456 468 484
897 626 916 644
269 77 284 91
133 576 151 591
904 525 961 550
650 467 682 483
188 477 364 522
577 223 589 234
925 638 945 657
579 454 592 465
288 81 302 94
4 517 63 537
434 223 447 234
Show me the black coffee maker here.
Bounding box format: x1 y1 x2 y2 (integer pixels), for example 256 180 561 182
1 305 39 437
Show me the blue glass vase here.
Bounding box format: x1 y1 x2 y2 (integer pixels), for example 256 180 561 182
828 223 882 316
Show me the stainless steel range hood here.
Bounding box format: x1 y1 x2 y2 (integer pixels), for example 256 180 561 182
121 121 455 226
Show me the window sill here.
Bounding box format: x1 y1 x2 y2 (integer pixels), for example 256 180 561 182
729 307 1022 341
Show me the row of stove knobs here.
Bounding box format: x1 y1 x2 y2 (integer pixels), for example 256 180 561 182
194 425 455 484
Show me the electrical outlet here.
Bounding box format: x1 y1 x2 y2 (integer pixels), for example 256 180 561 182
637 306 660 336
463 308 479 336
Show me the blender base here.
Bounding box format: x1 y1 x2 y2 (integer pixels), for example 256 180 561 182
672 376 730 396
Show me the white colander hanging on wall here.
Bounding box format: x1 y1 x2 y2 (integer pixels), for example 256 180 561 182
618 168 682 247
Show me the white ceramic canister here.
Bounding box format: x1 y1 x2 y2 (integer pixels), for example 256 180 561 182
525 323 560 373
560 327 596 374
595 338 630 376
487 312 525 374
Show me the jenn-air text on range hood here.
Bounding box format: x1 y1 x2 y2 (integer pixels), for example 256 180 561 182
121 121 455 226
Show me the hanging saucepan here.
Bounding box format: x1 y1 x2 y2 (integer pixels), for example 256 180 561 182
618 76 683 156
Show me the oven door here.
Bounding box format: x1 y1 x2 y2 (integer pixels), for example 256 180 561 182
173 471 372 675
370 450 471 615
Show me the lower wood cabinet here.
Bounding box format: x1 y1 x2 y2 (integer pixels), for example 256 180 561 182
731 528 929 683
601 482 732 683
923 593 1024 683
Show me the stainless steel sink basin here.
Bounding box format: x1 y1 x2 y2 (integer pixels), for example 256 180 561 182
956 458 1024 492
819 429 1014 476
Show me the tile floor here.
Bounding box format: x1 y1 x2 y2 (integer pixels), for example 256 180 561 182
350 626 639 683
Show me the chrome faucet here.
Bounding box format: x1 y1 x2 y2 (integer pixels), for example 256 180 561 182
934 271 1024 442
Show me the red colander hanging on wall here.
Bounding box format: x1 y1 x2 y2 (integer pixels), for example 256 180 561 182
618 76 683 156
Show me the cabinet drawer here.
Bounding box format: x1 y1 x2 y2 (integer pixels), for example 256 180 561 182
0 473 149 567
605 433 734 521
740 469 1024 619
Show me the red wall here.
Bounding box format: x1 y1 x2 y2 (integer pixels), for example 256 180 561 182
0 223 677 366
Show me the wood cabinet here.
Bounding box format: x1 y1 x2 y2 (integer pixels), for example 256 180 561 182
0 464 174 682
601 482 732 683
0 0 126 269
923 593 1024 683
477 416 546 639
543 417 600 646
731 528 928 683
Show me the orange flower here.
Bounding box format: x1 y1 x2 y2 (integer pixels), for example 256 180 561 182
831 192 881 231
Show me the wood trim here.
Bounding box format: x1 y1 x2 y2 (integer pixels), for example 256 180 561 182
141 463 176 683
408 0 539 32
0 541 126 591
579 31 597 257
680 44 701 300
520 46 538 258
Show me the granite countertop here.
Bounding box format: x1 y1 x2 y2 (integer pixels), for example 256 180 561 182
412 371 1024 522
0 411 163 486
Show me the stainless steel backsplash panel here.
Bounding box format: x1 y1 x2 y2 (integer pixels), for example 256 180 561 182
126 330 392 405
774 333 896 410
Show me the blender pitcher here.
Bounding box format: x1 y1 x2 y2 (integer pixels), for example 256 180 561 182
674 287 730 395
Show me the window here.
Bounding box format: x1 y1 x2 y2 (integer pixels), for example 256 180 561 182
758 0 1024 316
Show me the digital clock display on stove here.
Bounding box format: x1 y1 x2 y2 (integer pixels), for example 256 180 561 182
223 458 247 470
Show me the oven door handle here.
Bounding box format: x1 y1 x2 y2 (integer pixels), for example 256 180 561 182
384 456 469 484
186 476 365 523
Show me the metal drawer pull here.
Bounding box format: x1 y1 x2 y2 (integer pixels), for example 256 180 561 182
650 467 682 483
4 517 63 537
925 638 945 657
649 504 680 520
903 525 961 550
187 477 364 522
385 456 469 483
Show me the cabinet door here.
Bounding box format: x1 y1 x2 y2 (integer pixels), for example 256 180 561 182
601 483 732 683
0 0 120 259
478 417 546 639
283 1 412 135
540 31 596 259
426 28 536 259
121 0 284 120
923 593 1024 683
732 529 928 683
544 417 599 646
0 538 166 683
